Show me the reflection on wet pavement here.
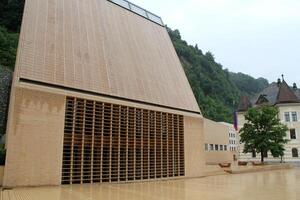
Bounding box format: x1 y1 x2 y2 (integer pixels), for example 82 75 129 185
3 169 300 200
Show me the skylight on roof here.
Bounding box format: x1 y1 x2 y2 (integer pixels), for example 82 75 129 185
108 0 164 26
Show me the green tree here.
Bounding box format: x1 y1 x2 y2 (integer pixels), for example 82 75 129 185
0 26 19 69
0 0 25 32
0 65 13 137
240 106 288 163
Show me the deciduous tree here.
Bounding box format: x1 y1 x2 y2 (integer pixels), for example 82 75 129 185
240 106 288 163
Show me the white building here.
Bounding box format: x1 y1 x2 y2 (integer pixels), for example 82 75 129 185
220 122 239 160
237 78 300 162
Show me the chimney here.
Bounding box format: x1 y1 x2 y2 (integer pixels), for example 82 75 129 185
277 78 281 87
293 83 297 90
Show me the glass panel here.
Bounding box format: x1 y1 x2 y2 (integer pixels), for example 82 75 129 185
111 0 130 9
284 112 290 122
130 4 147 18
215 144 219 151
147 12 163 25
292 112 298 122
292 148 299 157
290 129 296 139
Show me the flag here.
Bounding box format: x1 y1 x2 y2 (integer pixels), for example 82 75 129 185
233 111 238 131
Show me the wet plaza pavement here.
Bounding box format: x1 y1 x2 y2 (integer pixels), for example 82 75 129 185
2 168 300 200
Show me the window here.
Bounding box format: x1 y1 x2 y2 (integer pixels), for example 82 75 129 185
205 143 208 151
220 145 223 151
111 0 130 9
263 151 268 158
290 129 297 139
292 112 298 122
284 112 290 122
215 144 219 151
292 148 299 158
224 145 227 151
108 0 164 26
252 150 256 158
130 4 148 18
210 144 214 151
147 12 163 25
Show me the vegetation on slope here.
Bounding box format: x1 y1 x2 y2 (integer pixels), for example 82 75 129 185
0 0 24 70
0 66 12 137
168 28 268 122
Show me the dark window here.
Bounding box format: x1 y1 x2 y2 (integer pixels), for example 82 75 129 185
263 151 268 158
215 145 219 151
210 144 214 151
224 145 227 151
292 112 298 122
252 150 256 158
284 112 290 122
220 145 223 151
290 129 297 139
292 148 299 158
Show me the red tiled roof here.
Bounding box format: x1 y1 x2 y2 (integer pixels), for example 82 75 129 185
276 80 300 104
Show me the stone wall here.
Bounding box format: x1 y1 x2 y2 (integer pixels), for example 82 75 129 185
0 66 13 138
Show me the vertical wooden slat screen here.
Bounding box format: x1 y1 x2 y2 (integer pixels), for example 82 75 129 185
62 97 185 184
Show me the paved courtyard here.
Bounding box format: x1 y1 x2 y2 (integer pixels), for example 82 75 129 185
2 168 300 200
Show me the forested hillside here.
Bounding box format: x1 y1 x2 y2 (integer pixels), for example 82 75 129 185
168 28 268 122
0 66 12 137
0 0 269 124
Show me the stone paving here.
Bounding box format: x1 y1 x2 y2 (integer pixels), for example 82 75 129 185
2 169 300 200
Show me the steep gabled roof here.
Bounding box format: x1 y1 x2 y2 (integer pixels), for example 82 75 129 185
237 95 251 112
251 82 279 105
255 94 270 105
16 0 200 113
294 88 300 99
276 80 300 104
237 80 300 111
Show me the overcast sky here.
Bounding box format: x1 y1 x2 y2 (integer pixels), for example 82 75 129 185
135 0 300 86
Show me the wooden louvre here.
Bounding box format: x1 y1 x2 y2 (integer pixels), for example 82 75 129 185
62 97 185 184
